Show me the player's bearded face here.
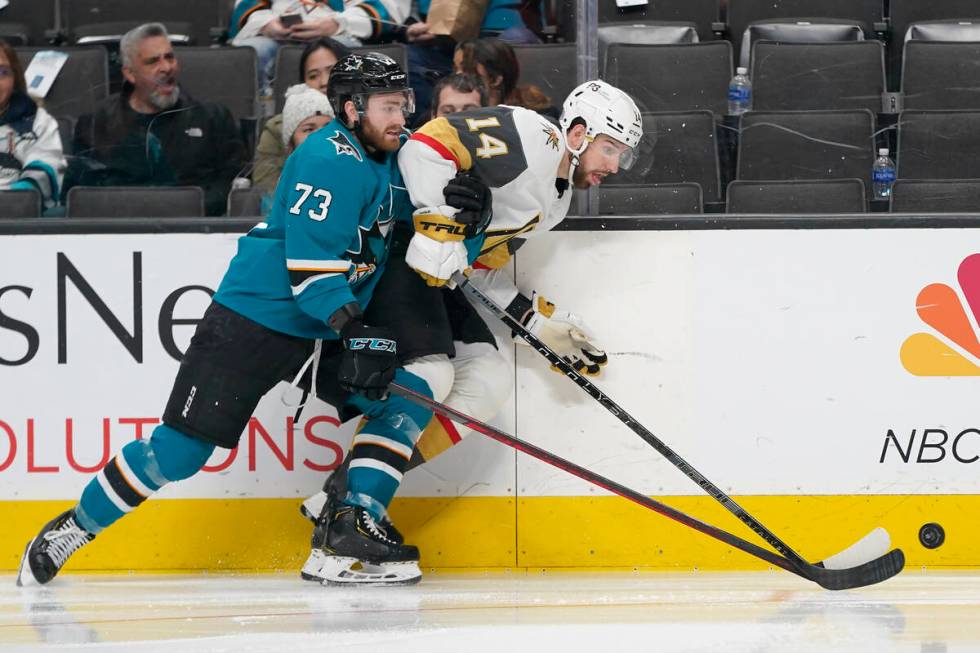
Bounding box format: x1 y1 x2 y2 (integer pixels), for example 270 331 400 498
573 135 629 189
359 92 409 153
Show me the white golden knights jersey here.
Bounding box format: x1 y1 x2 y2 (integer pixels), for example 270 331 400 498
398 105 573 306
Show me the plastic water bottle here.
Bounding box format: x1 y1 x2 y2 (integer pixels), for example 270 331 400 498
872 148 896 199
728 67 752 115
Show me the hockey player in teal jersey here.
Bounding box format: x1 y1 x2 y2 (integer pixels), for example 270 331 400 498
17 53 491 587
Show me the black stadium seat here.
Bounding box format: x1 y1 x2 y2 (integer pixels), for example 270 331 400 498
888 0 980 87
556 0 719 43
890 180 980 213
737 110 875 193
67 186 205 218
598 183 703 215
177 47 258 124
726 0 882 53
63 0 217 46
727 179 867 213
0 0 57 45
616 111 721 204
227 187 265 217
15 46 109 120
897 111 980 180
737 18 866 70
750 41 885 112
902 41 980 110
0 190 42 218
513 44 577 111
604 42 733 115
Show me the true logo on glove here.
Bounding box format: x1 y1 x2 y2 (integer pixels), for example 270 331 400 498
347 337 397 353
418 220 467 237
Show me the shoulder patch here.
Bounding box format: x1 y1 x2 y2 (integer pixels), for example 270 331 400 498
328 130 362 162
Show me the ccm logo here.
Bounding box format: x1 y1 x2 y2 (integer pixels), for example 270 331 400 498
181 385 197 418
419 221 466 236
348 338 396 353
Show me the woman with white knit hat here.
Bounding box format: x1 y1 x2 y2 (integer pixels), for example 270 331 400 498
281 83 334 152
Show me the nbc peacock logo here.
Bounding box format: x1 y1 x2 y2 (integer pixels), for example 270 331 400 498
901 253 980 375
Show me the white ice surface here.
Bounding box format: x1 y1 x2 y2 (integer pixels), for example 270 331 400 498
3 571 979 652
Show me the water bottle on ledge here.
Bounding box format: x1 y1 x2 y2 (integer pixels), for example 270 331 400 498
872 148 896 199
728 67 752 115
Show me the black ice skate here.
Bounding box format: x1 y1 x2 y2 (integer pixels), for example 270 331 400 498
301 505 421 586
300 456 404 544
17 510 95 587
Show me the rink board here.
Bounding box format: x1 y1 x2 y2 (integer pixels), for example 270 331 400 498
1 229 979 570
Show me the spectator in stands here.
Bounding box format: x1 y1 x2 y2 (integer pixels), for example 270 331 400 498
405 0 542 120
252 37 349 194
0 40 66 211
429 72 486 120
230 0 408 93
454 37 557 118
70 23 247 217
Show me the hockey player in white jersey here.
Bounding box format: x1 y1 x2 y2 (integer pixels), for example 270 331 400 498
301 81 642 529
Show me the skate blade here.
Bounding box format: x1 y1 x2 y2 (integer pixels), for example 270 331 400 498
16 539 39 588
303 550 421 586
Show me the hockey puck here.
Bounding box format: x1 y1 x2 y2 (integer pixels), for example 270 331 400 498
919 523 945 549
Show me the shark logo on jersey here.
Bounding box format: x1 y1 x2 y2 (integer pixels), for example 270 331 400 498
329 131 362 161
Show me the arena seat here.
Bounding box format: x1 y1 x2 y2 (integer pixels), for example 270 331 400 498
726 179 867 213
556 0 719 43
597 183 703 215
902 41 980 110
614 110 722 205
726 0 882 54
0 0 57 45
177 46 258 124
897 110 980 180
63 0 220 46
512 43 577 111
750 41 885 112
66 186 205 218
604 42 732 115
15 46 109 120
227 187 265 217
737 109 875 193
890 179 980 213
0 190 42 218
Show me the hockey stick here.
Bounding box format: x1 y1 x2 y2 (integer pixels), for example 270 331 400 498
450 272 903 583
389 382 904 590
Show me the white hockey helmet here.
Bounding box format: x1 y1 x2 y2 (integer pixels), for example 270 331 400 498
559 80 643 169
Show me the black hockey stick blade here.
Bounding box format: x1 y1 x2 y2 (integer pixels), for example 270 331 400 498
389 382 905 590
451 272 901 582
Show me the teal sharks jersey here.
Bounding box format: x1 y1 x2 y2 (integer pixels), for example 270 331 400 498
215 120 411 339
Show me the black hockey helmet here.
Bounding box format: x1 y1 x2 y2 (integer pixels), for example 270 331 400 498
327 52 414 125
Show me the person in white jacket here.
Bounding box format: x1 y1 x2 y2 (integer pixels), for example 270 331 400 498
0 40 66 212
230 0 410 92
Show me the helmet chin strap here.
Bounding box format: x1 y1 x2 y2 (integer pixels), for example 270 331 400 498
565 135 589 184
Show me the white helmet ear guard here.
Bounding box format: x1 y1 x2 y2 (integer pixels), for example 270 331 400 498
560 80 644 170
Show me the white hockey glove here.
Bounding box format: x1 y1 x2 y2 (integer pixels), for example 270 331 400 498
512 292 609 376
406 206 471 287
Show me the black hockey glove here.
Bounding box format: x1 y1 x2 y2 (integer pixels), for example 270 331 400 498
443 171 492 237
338 321 398 401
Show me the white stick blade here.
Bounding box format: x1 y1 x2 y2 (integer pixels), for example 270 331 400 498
820 527 892 570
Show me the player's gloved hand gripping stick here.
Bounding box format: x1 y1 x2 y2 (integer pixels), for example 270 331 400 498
508 291 608 376
422 271 905 590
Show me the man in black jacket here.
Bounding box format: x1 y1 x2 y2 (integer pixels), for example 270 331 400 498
71 23 247 216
